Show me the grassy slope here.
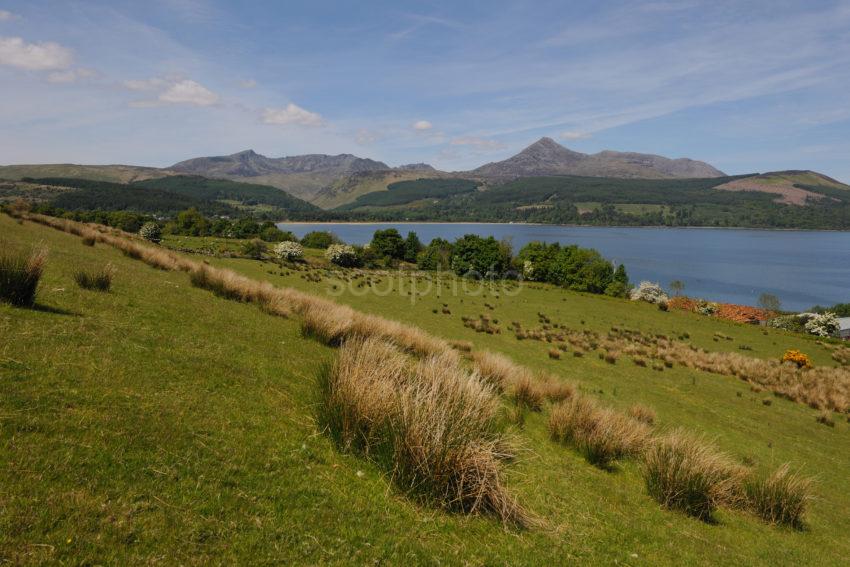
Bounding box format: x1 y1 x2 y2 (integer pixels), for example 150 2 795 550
3 215 850 565
0 164 169 184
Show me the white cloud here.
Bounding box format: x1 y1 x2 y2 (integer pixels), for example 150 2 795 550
47 67 97 83
413 120 432 130
123 77 219 106
0 10 17 21
450 136 506 150
239 78 257 88
158 79 218 106
560 130 591 140
262 103 324 127
0 36 73 70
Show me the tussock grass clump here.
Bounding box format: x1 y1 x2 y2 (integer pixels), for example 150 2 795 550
549 396 650 468
318 337 531 526
73 265 114 292
744 464 812 529
510 373 544 411
548 348 561 360
628 403 657 426
471 350 528 392
81 235 96 246
641 429 744 521
449 339 473 352
0 245 47 307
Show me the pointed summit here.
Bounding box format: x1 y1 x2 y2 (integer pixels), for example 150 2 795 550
472 137 586 177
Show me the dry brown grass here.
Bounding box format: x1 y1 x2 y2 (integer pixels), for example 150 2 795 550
628 404 657 426
549 396 650 468
641 429 745 521
318 337 532 526
471 350 529 393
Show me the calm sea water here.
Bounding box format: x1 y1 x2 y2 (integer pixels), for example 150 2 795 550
276 222 850 311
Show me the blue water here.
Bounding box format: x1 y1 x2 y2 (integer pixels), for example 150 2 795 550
277 222 850 311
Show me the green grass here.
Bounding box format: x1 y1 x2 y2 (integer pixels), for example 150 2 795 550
3 214 850 565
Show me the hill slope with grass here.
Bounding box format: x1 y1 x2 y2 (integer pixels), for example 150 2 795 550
3 213 850 564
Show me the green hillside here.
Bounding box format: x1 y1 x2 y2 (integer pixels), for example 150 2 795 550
3 213 850 564
38 178 235 216
327 174 850 229
132 175 319 213
336 178 479 210
0 164 169 184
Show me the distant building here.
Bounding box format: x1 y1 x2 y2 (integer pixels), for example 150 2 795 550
839 317 850 340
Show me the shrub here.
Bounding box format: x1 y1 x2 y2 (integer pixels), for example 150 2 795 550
629 281 668 305
0 246 47 307
781 349 811 368
696 300 718 316
641 430 744 521
301 230 339 249
325 244 359 267
744 464 812 529
274 240 304 261
73 265 114 292
138 222 162 243
241 238 267 259
317 337 530 525
549 396 650 468
804 312 840 337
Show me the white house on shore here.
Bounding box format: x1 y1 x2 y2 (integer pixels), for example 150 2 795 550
839 317 850 340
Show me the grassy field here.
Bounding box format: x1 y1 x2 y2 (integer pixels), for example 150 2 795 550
3 213 850 565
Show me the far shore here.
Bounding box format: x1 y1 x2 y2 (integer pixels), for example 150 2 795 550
275 220 849 233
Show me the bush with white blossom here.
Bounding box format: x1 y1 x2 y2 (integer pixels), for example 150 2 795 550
804 312 840 337
274 241 303 261
325 244 359 267
629 281 669 305
139 222 162 244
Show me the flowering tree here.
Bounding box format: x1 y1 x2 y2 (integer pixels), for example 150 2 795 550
629 281 669 305
325 244 359 267
274 241 304 261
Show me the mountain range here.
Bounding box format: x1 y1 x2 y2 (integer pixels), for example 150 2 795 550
2 138 846 214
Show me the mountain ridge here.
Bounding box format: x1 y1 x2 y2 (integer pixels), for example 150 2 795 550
470 137 726 179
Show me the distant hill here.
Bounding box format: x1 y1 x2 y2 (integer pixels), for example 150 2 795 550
714 170 850 205
0 164 171 184
396 163 437 172
170 149 391 203
471 137 725 179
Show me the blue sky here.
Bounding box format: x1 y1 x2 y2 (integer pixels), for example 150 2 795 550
1 0 849 181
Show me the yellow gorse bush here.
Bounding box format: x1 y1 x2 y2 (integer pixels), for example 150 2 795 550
782 349 812 369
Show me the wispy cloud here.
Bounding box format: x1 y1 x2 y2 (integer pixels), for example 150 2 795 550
0 10 17 21
412 120 432 130
450 136 506 150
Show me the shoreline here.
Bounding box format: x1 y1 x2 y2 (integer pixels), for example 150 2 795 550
275 220 849 233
